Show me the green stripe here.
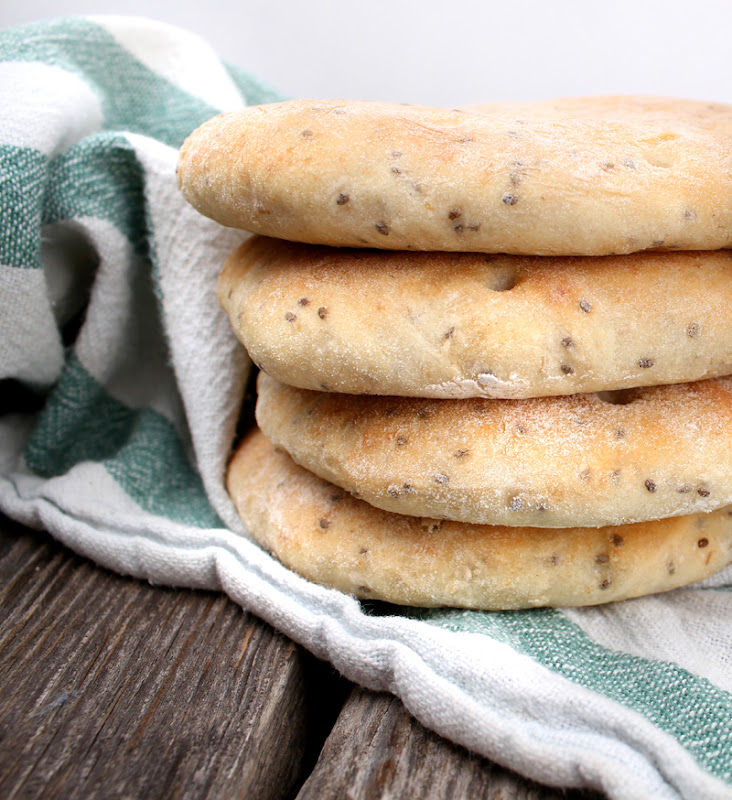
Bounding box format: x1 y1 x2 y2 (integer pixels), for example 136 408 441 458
44 133 148 256
24 354 221 528
412 606 732 783
223 62 286 106
0 18 224 148
0 145 47 268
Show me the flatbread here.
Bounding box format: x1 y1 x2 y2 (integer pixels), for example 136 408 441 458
227 428 732 609
220 237 732 399
178 97 732 256
256 372 732 529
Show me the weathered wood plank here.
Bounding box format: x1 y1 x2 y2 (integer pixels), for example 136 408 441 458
0 513 602 799
0 516 329 800
297 686 603 800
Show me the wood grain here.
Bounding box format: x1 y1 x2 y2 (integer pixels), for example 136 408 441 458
297 686 602 800
0 514 600 799
0 515 338 800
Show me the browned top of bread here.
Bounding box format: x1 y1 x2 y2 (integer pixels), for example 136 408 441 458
220 237 732 399
179 97 732 256
227 429 732 609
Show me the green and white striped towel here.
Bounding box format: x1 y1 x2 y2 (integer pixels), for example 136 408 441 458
2 16 732 799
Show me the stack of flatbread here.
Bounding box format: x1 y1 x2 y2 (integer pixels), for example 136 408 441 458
178 96 732 609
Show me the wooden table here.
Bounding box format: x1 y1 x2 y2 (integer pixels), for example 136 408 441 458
0 514 601 798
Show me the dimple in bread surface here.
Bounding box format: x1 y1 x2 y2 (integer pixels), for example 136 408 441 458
256 372 732 529
219 237 732 399
228 429 732 610
179 97 732 256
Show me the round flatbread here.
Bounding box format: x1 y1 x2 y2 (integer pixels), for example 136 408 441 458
256 372 732 529
179 97 732 256
220 237 732 399
227 429 732 609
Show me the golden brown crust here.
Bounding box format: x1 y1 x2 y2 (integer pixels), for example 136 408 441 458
219 237 732 399
466 95 732 122
179 97 732 256
227 429 732 609
256 372 732 528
